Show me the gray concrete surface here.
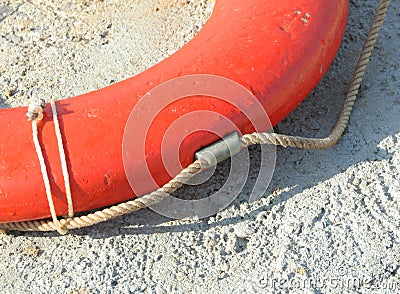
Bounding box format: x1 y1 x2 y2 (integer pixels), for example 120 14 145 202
0 0 399 293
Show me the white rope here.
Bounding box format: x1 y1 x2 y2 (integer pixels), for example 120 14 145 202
27 99 72 235
50 100 74 218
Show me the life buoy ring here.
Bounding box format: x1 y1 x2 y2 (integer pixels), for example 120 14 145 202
0 0 348 222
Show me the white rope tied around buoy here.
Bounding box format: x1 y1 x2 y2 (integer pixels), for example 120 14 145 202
50 100 74 219
26 99 73 235
0 0 391 233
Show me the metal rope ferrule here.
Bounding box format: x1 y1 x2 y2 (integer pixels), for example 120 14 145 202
195 132 242 168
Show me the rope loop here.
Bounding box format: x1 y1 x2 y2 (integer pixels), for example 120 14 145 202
28 99 73 235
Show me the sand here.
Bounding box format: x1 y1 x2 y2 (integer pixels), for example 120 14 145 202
0 0 399 293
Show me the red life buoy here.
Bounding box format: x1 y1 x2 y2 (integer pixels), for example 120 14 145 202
0 0 348 222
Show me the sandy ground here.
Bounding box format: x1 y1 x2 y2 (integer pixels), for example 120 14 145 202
0 0 399 293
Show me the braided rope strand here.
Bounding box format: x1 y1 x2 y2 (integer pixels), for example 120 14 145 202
0 0 390 233
50 100 74 218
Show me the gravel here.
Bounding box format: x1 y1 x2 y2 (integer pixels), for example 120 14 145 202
0 0 399 293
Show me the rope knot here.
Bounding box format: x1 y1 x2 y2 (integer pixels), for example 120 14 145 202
26 98 46 121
